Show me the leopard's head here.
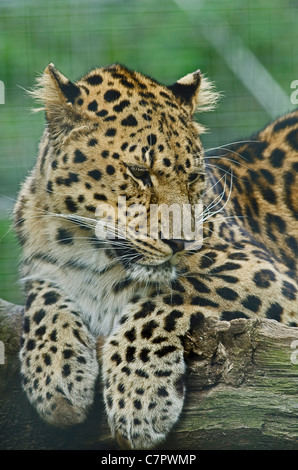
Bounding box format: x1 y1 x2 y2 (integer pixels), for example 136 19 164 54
31 63 218 282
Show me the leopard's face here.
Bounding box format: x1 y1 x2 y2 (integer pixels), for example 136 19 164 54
36 64 216 281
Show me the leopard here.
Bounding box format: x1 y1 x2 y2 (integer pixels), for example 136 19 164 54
14 62 297 450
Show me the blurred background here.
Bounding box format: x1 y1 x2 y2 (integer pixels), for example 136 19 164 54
0 0 297 304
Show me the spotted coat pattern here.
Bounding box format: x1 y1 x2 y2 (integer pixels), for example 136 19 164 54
14 63 297 449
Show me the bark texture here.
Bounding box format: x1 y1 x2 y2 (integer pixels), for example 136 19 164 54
0 298 297 450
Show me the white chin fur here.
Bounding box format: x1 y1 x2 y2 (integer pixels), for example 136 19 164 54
127 263 177 284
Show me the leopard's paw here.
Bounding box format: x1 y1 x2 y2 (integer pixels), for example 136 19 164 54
20 327 99 427
102 344 185 449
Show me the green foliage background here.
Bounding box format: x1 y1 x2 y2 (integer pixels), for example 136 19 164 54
0 0 297 303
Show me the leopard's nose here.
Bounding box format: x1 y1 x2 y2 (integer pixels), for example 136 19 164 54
162 239 185 254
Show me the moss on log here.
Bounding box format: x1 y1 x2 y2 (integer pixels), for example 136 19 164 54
0 298 297 450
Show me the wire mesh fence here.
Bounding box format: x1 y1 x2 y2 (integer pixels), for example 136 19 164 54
0 0 297 302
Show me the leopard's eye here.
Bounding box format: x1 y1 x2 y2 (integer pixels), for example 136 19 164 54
188 172 203 185
127 165 152 187
129 166 148 179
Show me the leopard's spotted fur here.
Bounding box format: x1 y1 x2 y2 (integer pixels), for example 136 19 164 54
14 63 297 449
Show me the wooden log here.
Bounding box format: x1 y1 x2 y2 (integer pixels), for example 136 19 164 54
0 297 297 450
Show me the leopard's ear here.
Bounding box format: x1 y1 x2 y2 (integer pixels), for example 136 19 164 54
28 64 82 124
168 70 219 115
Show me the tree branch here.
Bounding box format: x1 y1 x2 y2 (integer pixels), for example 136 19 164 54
0 297 297 450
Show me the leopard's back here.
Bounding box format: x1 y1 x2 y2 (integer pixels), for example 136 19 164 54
206 110 298 275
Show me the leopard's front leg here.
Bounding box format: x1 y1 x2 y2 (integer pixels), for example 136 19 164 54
102 297 198 449
20 281 99 427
